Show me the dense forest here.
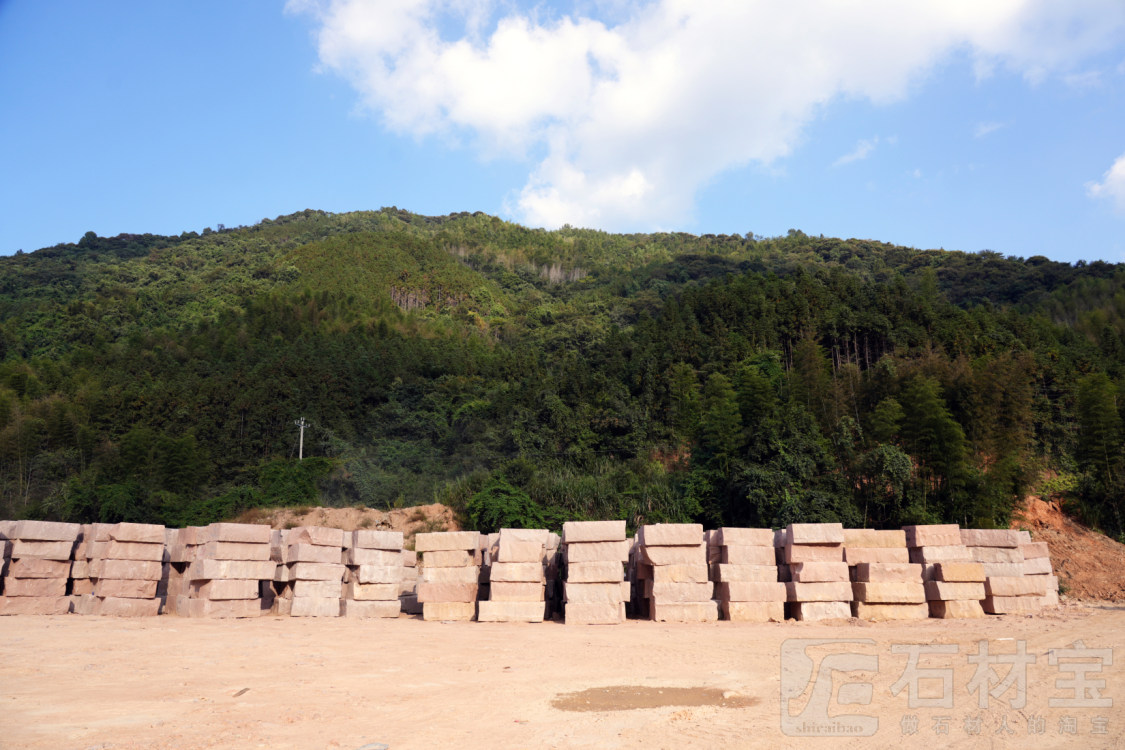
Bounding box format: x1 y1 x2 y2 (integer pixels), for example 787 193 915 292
1 208 1123 537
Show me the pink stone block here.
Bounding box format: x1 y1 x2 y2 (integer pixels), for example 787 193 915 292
11 540 75 560
496 540 547 563
842 529 907 548
787 523 844 545
638 524 704 547
347 548 402 566
416 582 479 603
650 563 710 583
181 597 262 618
565 561 624 583
95 596 161 617
4 577 67 597
792 601 851 621
959 529 1020 548
1020 542 1050 560
191 579 261 600
644 581 714 602
205 523 272 544
721 600 785 622
908 545 972 564
844 547 911 565
102 523 165 544
345 581 399 601
650 600 719 622
639 544 706 566
981 562 1026 578
853 563 923 582
489 582 546 602
0 595 71 615
564 602 624 625
785 581 852 602
1022 558 1053 575
851 581 925 604
98 540 165 562
91 559 162 580
421 549 480 567
791 562 850 582
716 564 779 582
289 596 342 617
983 595 1042 615
200 541 270 561
717 581 787 602
287 543 343 564
342 599 400 618
488 562 546 583
715 528 775 547
12 520 81 542
561 520 627 544
852 602 929 621
932 562 986 582
720 545 776 565
352 529 404 550
7 558 71 579
970 547 1024 564
71 579 95 596
924 581 986 601
422 601 476 621
188 559 276 581
783 544 844 564
902 524 961 548
985 576 1049 597
564 582 625 605
928 599 985 619
95 579 158 599
566 540 631 563
421 566 479 584
291 579 344 599
286 526 346 548
414 531 481 552
477 600 546 622
287 562 346 581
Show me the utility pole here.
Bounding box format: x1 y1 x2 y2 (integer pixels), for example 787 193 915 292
295 417 308 460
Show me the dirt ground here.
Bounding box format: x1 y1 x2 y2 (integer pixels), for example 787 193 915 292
1 601 1122 750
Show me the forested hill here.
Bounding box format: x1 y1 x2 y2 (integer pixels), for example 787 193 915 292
1 208 1123 537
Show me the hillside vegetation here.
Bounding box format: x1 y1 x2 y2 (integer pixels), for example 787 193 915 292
1 208 1123 536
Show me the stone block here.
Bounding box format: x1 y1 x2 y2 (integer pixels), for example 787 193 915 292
983 595 1042 615
12 520 81 542
715 528 775 547
851 602 930 621
638 524 704 547
95 579 158 599
853 563 923 582
924 581 986 601
285 526 346 548
496 540 547 563
564 602 624 624
422 601 476 621
489 582 546 602
561 520 627 544
287 543 343 564
199 541 270 561
566 540 630 563
98 541 165 562
644 581 714 602
565 561 624 583
488 562 546 583
90 559 162 580
353 564 404 585
981 562 1026 578
3 577 67 597
414 531 481 552
291 579 344 599
1020 542 1050 560
188 559 276 581
716 581 787 602
639 544 706 566
1022 558 1053 575
11 540 75 560
421 549 479 567
477 600 546 622
416 582 478 603
720 545 776 565
960 529 1020 548
851 581 925 604
721 600 785 622
783 544 844 564
787 523 844 545
96 523 165 544
352 529 404 550
902 524 961 548
0 595 71 615
205 523 272 544
182 597 263 618
985 576 1049 597
844 547 911 565
7 558 71 579
289 596 342 617
842 529 907 548
71 579 95 595
421 566 480 584
650 563 710 583
287 562 346 582
95 596 161 617
785 581 852 602
564 582 624 605
402 550 417 567
792 601 851 621
969 547 1025 564
933 562 985 582
347 548 402 567
791 562 850 582
1040 589 1060 608
189 578 260 600
908 545 971 564
651 600 719 622
928 599 985 618
342 599 400 618
0 520 16 540
716 564 779 583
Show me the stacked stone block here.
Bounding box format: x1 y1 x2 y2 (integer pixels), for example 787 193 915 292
960 529 1042 615
843 529 924 621
0 520 78 615
84 522 165 616
924 562 987 618
714 527 785 622
562 520 628 625
280 526 345 617
343 529 403 619
638 524 717 622
785 523 851 621
905 524 973 579
416 531 481 621
478 528 549 622
1017 532 1059 607
180 523 273 618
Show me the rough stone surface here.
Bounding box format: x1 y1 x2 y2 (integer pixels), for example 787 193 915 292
565 561 624 583
933 562 986 582
844 547 911 565
287 562 346 582
960 529 1020 548
1020 542 1050 560
565 540 631 563
11 540 75 560
95 579 159 599
345 581 399 601
488 562 546 583
853 563 923 583
291 580 344 599
188 559 276 581
783 544 844 564
787 523 844 545
644 581 714 602
341 599 400 618
649 563 710 583
720 546 776 565
983 595 1042 615
561 520 626 544
650 601 719 622
416 582 479 603
981 562 1027 578
354 565 405 584
985 576 1049 597
7 558 71 579
716 581 787 602
791 562 850 583
792 601 852 621
851 581 926 604
352 529 404 550
205 523 272 544
3 578 67 597
422 601 476 621
716 564 779 583
928 599 986 619
421 550 479 567
477 600 546 622
851 602 930 621
98 541 165 562
414 531 481 552
199 541 271 562
290 596 342 617
285 526 346 548
91 559 162 581
179 597 262 618
1022 558 1053 576
95 596 161 617
489 582 546 602
902 524 962 547
287 544 342 564
13 520 81 542
564 601 624 624
924 581 986 601
721 600 785 622
347 548 402 567
496 539 547 563
564 582 625 605
421 566 480 584
908 545 972 564
715 528 775 547
842 529 907 548
785 581 852 602
969 547 1025 564
638 524 704 547
102 523 166 544
0 595 71 615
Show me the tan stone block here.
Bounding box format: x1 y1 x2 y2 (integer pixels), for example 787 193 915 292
970 547 1025 564
792 601 851 621
639 544 706 566
644 581 714 602
284 526 345 548
13 520 81 542
721 600 785 622
960 529 1020 548
933 562 985 582
564 582 625 605
95 579 158 599
289 596 341 617
716 564 778 583
981 562 1026 578
91 559 162 580
564 601 624 624
651 600 719 622
1022 558 1053 575
199 541 270 561
11 540 75 560
291 579 344 599
287 562 346 581
717 581 787 602
182 597 262 618
715 528 774 547
94 596 161 617
98 540 165 562
287 543 342 564
851 602 930 621
903 524 961 547
354 565 404 585
71 579 95 595
908 545 971 564
785 581 852 602
983 595 1042 614
421 549 479 567
187 579 257 601
649 563 710 583
7 558 71 579
985 576 1049 597
477 600 546 622
489 562 545 583
853 563 923 582
787 523 844 545
720 545 776 565
4 577 67 597
844 547 911 565
422 601 476 621
1040 589 1060 608
0 595 71 615
931 602 985 620
924 581 985 601
489 582 546 602
565 561 624 583
852 581 925 604
638 524 704 547
1044 574 1060 591
561 520 626 544
342 599 400 618
205 523 272 544
416 582 478 603
566 540 630 563
352 529 404 550
1020 542 1050 560
402 550 417 567
188 559 276 581
99 523 165 544
791 562 850 582
414 531 481 552
842 529 907 548
784 544 844 564
496 540 546 563
347 548 402 566
421 566 479 584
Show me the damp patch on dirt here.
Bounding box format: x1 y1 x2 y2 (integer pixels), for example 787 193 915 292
551 686 759 712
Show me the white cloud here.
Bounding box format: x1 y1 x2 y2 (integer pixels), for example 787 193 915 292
974 121 1005 138
290 0 1125 230
834 137 880 167
1088 153 1125 213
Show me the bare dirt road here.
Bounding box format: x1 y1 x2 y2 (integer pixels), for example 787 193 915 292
1 602 1121 750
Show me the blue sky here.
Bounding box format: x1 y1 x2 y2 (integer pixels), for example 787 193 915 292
2 1 1124 263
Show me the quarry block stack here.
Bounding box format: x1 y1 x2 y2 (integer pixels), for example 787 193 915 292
0 520 78 615
478 528 550 623
83 522 165 617
343 529 404 619
637 524 717 622
562 520 628 625
844 529 926 621
713 527 785 622
281 526 346 617
180 523 273 618
961 528 1044 615
416 531 481 621
906 525 986 619
784 523 851 621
